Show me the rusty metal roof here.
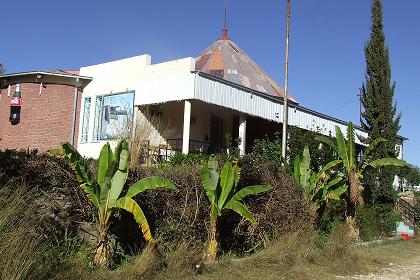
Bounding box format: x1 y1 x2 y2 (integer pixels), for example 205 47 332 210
195 34 297 103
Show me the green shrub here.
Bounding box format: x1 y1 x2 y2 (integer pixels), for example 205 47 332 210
169 152 206 166
316 201 347 234
251 127 336 173
356 205 400 241
126 156 314 254
252 131 283 164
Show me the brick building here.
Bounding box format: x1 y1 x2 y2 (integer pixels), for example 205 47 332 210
0 71 91 151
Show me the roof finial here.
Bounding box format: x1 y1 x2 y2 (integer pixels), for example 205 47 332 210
221 0 229 39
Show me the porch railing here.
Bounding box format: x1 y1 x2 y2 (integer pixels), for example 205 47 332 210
138 138 226 164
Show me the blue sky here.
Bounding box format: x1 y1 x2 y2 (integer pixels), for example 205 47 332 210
1 0 419 166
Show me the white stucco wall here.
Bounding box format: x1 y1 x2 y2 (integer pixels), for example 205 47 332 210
77 55 197 158
134 57 196 105
77 54 152 158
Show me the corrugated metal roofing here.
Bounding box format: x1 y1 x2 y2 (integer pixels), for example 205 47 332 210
195 36 298 104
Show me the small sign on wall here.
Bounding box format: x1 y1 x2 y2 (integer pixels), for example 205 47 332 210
10 97 22 106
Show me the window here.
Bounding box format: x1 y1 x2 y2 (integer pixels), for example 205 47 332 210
92 96 103 142
92 92 135 141
80 97 91 143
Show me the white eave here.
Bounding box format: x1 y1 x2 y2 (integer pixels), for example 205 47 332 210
0 71 93 89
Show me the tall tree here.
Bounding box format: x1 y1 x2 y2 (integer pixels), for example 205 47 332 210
0 63 4 74
361 1 400 208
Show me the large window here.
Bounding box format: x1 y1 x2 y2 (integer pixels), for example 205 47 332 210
80 97 91 143
92 92 134 141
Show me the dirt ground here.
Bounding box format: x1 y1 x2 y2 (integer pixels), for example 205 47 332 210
337 239 420 280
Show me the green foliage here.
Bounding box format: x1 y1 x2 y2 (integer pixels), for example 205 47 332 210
252 131 283 164
62 140 177 266
252 127 336 174
201 157 271 259
398 165 420 188
356 205 400 240
361 0 401 218
128 158 313 255
169 152 206 166
315 122 407 209
201 157 271 222
225 132 241 159
316 201 347 234
288 126 336 172
0 149 312 261
293 146 346 209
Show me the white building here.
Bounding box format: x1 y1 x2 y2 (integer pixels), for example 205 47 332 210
76 30 406 175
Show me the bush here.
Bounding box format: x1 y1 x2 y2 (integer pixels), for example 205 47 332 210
0 149 313 261
288 126 337 172
316 200 347 234
356 205 400 241
231 156 315 252
251 127 336 172
168 152 206 166
0 150 94 245
252 132 283 164
125 155 314 254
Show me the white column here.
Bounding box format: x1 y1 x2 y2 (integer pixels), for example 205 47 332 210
182 101 191 154
239 114 247 156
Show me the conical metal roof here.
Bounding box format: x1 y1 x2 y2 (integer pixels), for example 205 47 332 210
195 34 297 103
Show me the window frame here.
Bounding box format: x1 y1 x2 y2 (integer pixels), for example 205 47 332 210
92 91 135 142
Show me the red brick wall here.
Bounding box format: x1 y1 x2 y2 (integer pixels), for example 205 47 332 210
0 83 82 152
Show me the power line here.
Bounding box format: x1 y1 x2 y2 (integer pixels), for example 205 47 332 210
314 0 349 67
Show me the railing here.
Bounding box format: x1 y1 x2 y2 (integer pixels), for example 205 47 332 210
139 141 173 163
396 197 420 228
166 138 227 154
166 138 210 153
138 139 226 164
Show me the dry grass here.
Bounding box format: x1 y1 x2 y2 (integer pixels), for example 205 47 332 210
0 187 47 280
54 225 419 280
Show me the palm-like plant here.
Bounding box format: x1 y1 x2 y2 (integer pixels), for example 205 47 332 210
293 146 347 209
62 140 176 267
200 157 271 261
316 122 407 235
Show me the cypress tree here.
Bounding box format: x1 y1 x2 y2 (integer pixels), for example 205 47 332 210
361 0 400 220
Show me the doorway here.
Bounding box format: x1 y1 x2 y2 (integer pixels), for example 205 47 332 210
210 114 224 153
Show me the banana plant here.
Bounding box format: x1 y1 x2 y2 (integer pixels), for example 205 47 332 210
316 122 407 236
200 157 271 261
293 146 347 209
316 122 407 207
61 140 176 267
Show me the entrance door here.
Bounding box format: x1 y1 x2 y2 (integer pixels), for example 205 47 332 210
210 114 224 153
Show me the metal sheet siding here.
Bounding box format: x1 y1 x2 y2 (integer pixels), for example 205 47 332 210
289 107 366 144
195 74 367 144
195 74 282 122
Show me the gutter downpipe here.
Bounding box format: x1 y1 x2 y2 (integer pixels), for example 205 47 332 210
70 78 79 146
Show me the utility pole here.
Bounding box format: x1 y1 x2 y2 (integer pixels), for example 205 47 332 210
281 0 291 159
224 0 227 29
357 88 362 126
